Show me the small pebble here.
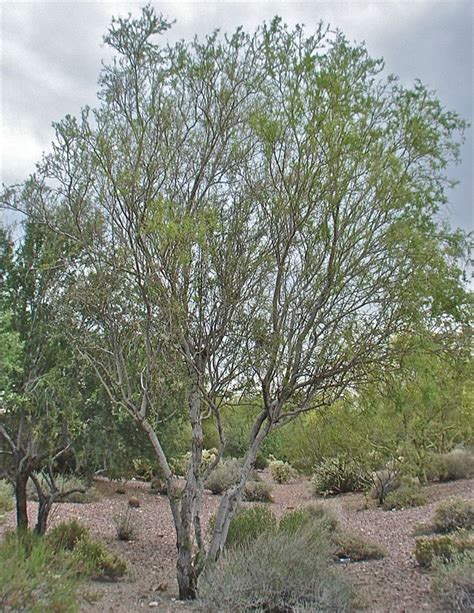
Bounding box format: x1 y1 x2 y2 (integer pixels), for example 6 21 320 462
149 602 159 608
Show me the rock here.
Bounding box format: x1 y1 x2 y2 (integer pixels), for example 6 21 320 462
148 601 159 608
128 496 140 508
116 487 126 495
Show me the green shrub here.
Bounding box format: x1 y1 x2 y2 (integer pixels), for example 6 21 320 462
132 458 157 481
73 537 127 581
269 458 294 484
243 480 273 502
432 551 474 612
414 532 474 568
171 448 219 477
217 505 277 549
279 504 339 535
311 457 367 496
199 524 354 612
333 530 386 561
0 531 81 611
205 458 241 495
433 499 474 533
382 481 426 510
47 520 90 552
427 450 474 482
252 452 268 470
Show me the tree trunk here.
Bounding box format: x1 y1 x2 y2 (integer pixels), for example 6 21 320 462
35 494 58 535
175 368 204 600
176 538 198 600
208 414 270 560
15 474 29 530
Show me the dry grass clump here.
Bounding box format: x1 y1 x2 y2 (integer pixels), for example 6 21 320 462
433 499 474 533
243 480 273 502
199 524 354 612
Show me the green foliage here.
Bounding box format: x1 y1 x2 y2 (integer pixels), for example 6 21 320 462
218 505 278 549
199 524 354 612
253 452 268 470
243 480 273 502
72 537 127 581
311 457 368 496
381 480 427 510
132 458 157 481
415 532 473 568
433 499 474 533
0 531 81 612
263 399 377 474
432 552 474 612
358 333 474 484
46 520 90 552
269 458 294 484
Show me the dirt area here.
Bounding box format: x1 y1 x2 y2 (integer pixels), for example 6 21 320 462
1 475 472 612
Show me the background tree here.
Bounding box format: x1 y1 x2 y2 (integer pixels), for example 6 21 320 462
2 8 470 598
0 222 89 532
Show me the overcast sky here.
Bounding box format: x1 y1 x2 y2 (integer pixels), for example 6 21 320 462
1 1 472 231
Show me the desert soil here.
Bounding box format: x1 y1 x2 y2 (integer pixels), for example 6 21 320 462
1 474 473 612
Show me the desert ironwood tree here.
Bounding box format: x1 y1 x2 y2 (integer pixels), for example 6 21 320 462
2 8 469 598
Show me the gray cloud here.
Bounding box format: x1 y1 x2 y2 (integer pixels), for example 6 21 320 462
2 1 472 230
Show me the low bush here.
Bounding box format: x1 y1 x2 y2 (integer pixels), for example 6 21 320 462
279 504 338 535
47 520 90 552
333 529 386 562
369 468 399 505
414 532 473 568
132 458 157 481
171 448 219 477
252 452 268 470
243 480 273 502
433 499 474 533
205 458 241 495
0 531 81 611
73 537 127 581
269 458 294 484
427 449 474 482
311 457 367 496
278 504 384 562
220 505 277 549
199 524 354 612
381 481 426 510
432 551 474 612
114 507 138 541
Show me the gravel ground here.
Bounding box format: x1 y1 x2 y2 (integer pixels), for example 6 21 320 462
1 474 472 612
